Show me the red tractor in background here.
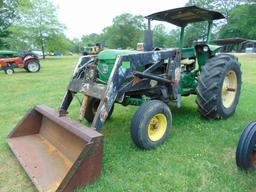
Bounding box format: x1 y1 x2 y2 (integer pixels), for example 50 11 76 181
0 50 40 75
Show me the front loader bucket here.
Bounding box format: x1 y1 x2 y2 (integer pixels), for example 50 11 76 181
7 104 103 192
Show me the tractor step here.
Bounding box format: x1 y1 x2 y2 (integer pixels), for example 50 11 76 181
7 105 103 192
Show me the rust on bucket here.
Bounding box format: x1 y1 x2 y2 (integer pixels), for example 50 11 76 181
7 104 103 192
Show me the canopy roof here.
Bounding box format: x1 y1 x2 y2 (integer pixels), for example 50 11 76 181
214 38 256 45
145 6 225 27
214 38 247 45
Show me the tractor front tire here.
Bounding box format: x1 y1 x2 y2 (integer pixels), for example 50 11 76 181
84 98 114 123
236 121 256 171
131 100 172 150
196 54 241 119
5 68 14 75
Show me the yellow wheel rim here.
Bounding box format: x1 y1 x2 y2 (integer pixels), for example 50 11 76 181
221 70 237 108
148 113 167 141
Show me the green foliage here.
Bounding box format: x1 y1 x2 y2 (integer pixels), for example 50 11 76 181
184 0 243 47
77 14 146 49
0 0 35 49
184 22 208 47
0 0 16 30
4 0 66 57
102 13 146 49
1 0 73 55
4 25 31 50
46 33 73 53
153 24 179 48
212 0 243 22
167 29 180 47
153 24 167 48
70 38 82 53
81 33 101 47
0 0 17 48
219 4 256 39
187 0 242 22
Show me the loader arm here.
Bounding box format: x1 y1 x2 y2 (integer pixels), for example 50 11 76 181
60 49 181 131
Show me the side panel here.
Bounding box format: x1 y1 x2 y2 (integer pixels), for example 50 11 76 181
181 48 196 59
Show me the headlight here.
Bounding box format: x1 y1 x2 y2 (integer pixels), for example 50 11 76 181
203 46 209 52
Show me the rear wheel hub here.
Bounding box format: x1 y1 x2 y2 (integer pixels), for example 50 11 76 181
221 70 237 108
148 113 167 141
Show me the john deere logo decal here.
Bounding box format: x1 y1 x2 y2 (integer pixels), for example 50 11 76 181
102 64 108 74
152 52 161 63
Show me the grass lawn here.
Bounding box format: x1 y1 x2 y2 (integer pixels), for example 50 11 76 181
0 54 256 192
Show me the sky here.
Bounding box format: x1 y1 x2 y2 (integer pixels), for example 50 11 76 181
52 0 188 39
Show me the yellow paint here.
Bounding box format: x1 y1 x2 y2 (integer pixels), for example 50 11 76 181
222 70 237 108
147 113 167 141
38 135 73 169
39 135 57 153
46 181 61 192
80 96 89 120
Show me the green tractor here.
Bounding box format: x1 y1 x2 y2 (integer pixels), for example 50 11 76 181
59 6 242 150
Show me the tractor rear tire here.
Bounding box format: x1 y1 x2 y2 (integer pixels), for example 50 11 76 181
131 100 172 150
236 121 256 171
196 54 241 119
25 61 40 73
84 98 114 123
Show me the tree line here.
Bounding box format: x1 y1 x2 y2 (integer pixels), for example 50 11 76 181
0 0 255 57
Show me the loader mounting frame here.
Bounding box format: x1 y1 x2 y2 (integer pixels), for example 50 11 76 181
60 49 181 131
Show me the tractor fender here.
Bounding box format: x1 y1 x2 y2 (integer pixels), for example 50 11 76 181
23 56 39 66
208 44 222 53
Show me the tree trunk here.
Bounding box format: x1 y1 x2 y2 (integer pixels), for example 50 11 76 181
41 44 45 59
39 31 46 59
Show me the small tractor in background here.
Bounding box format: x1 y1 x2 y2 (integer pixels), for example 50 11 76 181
0 50 40 75
136 42 144 51
83 43 105 55
7 6 242 191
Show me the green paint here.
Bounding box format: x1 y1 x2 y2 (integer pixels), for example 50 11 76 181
122 61 131 69
126 97 150 106
181 48 196 58
180 71 198 95
197 52 209 70
196 44 222 70
206 21 213 43
179 27 185 49
0 50 19 58
98 49 137 81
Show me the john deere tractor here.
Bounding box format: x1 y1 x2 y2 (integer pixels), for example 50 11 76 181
59 6 242 150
